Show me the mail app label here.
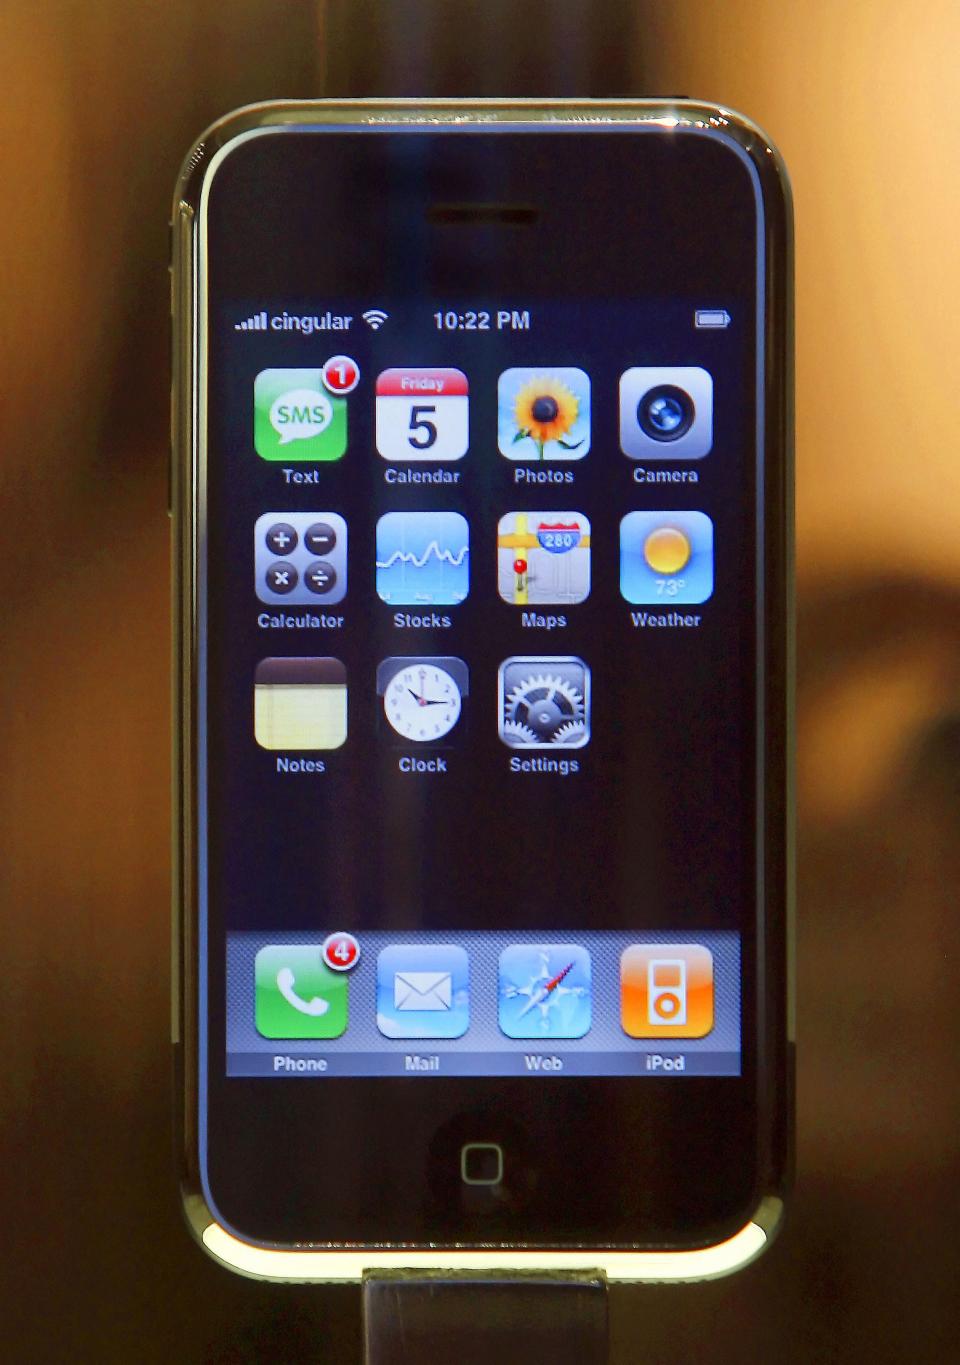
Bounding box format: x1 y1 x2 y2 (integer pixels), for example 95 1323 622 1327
377 944 469 1039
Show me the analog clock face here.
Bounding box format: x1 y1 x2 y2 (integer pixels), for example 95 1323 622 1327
383 662 463 742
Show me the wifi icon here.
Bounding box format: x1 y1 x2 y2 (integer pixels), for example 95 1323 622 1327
362 308 389 330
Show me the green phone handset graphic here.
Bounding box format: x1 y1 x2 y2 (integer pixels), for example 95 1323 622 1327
255 946 348 1039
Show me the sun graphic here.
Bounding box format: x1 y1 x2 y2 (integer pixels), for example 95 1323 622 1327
513 376 582 456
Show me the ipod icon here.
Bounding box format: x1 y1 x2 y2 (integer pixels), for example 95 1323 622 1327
620 944 714 1038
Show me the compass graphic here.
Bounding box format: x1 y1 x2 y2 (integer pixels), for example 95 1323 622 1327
498 656 590 749
498 944 592 1039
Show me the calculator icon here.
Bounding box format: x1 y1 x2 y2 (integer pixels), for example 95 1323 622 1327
254 512 348 605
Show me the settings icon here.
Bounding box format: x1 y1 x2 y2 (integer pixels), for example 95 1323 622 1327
498 656 590 749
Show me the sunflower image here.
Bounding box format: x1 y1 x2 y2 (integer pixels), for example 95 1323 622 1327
512 375 583 459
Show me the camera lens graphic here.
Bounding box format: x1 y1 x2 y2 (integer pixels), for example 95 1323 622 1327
636 384 695 442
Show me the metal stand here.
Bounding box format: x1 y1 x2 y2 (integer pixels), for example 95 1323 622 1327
362 1270 609 1364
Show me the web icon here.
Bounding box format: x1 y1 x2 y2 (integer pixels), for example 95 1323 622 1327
498 944 592 1039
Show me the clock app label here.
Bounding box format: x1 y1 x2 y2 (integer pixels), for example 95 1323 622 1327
376 656 468 747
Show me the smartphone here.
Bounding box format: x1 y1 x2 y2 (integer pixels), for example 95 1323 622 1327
172 100 793 1281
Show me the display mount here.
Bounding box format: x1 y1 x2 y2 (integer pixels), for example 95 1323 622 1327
362 1269 609 1364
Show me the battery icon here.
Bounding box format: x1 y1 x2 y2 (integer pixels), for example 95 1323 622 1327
695 308 732 329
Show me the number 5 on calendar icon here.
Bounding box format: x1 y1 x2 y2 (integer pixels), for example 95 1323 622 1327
376 368 469 462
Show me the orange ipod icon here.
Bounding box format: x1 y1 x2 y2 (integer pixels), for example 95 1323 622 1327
620 944 714 1038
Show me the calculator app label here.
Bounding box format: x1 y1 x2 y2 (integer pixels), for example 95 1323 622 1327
376 368 469 461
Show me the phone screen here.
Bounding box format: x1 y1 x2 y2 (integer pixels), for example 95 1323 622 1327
189 120 788 1249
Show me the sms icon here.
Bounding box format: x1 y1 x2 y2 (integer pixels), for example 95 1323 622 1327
254 368 347 461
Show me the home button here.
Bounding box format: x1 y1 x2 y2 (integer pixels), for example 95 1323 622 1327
460 1142 503 1186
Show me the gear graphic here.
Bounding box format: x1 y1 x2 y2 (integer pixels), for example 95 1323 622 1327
552 720 587 745
500 719 539 746
503 669 585 744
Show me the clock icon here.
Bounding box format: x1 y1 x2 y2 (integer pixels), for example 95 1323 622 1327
377 656 469 744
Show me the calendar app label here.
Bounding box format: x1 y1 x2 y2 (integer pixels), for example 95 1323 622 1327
376 368 469 461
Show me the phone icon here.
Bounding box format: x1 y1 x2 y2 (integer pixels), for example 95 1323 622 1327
255 945 348 1038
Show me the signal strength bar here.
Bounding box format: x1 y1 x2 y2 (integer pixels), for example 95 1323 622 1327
235 311 267 332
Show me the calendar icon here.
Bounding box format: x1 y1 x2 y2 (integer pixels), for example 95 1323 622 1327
376 368 469 461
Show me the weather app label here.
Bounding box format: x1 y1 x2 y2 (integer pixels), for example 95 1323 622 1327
375 511 469 606
498 944 592 1039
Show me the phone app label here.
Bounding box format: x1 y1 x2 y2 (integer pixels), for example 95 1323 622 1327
375 512 469 606
498 656 590 749
255 945 348 1039
497 512 591 606
620 944 714 1038
498 368 591 460
376 944 470 1039
377 657 468 744
619 366 713 461
254 512 347 605
254 657 347 750
376 368 469 461
254 368 347 462
498 944 592 1039
620 511 714 605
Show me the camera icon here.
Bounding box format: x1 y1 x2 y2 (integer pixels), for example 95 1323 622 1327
619 366 713 461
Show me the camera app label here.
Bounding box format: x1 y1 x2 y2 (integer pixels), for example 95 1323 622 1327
619 366 713 461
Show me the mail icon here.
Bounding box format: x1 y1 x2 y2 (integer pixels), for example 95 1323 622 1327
376 944 470 1039
394 971 452 1012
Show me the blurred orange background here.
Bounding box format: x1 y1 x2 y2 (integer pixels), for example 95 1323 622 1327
1 2 957 1360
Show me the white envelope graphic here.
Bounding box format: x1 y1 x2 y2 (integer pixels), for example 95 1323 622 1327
394 970 453 1012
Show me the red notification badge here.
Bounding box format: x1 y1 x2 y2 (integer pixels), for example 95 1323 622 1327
322 355 360 395
322 931 361 972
